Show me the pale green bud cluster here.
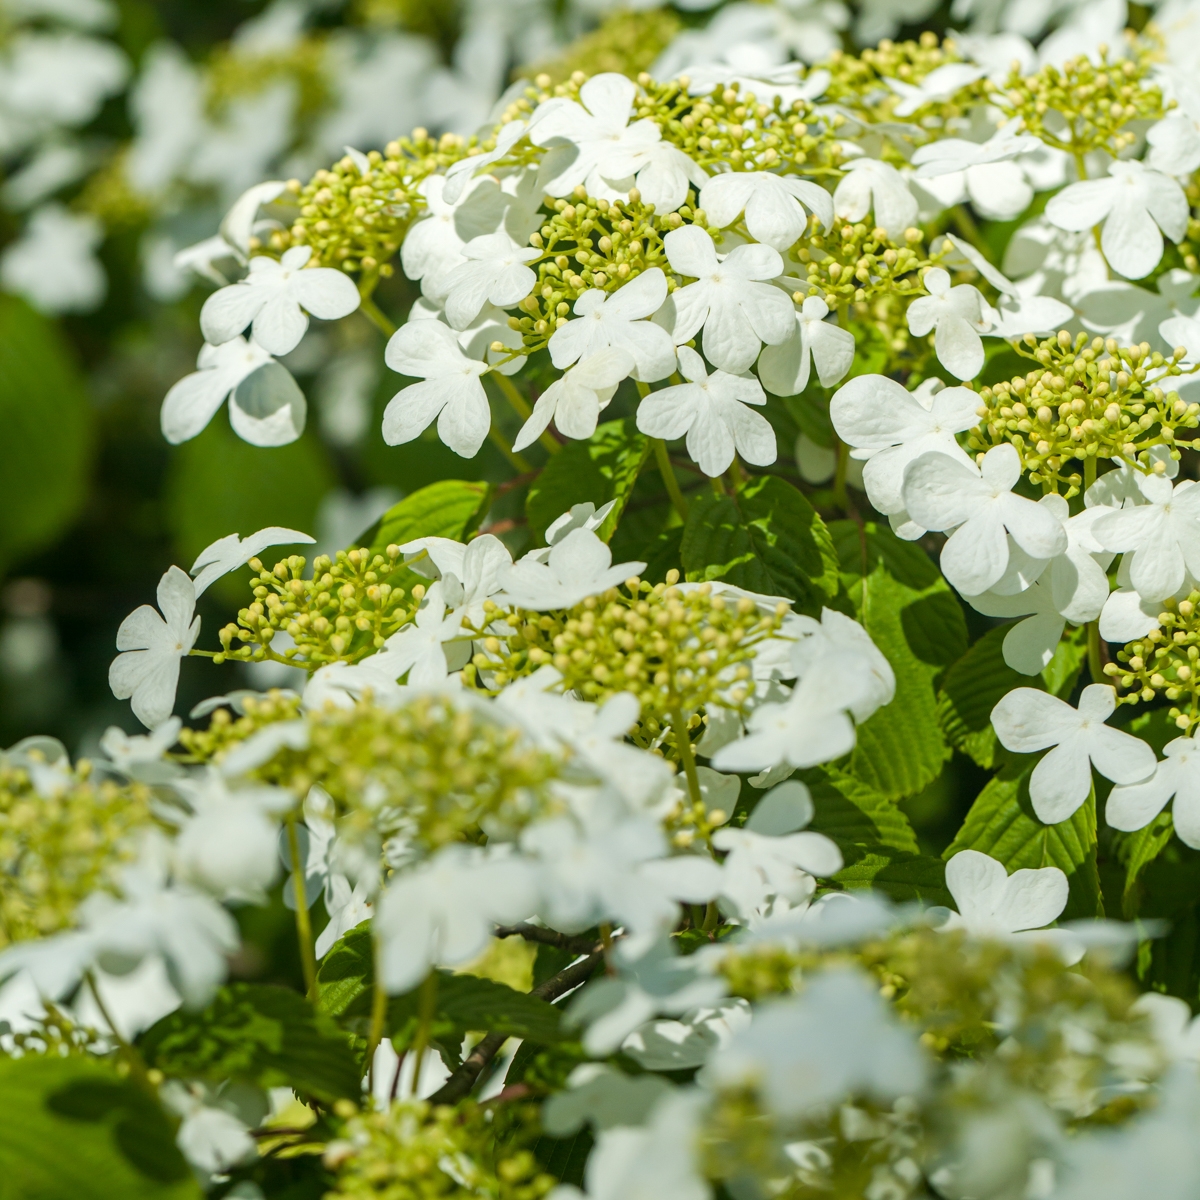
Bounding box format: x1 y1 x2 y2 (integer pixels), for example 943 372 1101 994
524 9 683 86
795 222 931 311
177 690 303 762
205 34 332 125
970 331 1199 496
1106 591 1200 731
7 1004 103 1060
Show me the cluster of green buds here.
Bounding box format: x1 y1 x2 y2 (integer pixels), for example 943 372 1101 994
992 41 1166 163
324 1098 557 1200
177 690 303 763
524 9 683 86
214 546 418 670
466 574 788 747
0 756 152 946
7 1004 104 1059
968 331 1200 496
792 222 931 311
1105 591 1200 731
205 34 332 126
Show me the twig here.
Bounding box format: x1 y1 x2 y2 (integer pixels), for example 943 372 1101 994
494 923 604 956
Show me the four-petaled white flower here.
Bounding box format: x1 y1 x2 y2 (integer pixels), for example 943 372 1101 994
443 231 539 330
912 122 1043 220
515 348 634 450
991 684 1156 824
659 225 793 372
941 849 1068 939
497 528 646 611
1107 736 1200 849
757 295 856 397
382 319 490 457
189 526 314 596
369 581 466 687
109 566 200 728
832 157 918 239
902 443 1067 595
635 345 776 477
1046 160 1188 281
548 268 676 382
699 170 834 251
906 267 988 380
199 245 360 356
789 607 896 723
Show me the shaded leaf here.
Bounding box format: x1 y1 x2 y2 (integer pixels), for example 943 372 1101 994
802 766 920 854
829 847 952 907
937 627 1027 769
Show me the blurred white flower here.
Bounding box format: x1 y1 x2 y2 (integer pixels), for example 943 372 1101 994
0 203 104 313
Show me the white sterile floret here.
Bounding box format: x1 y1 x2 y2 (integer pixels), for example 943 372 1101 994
902 443 1067 595
368 581 465 688
1132 992 1200 1063
442 119 528 204
1107 736 1200 849
109 566 200 728
1045 160 1188 281
659 225 793 372
830 373 980 533
442 231 539 330
788 607 896 722
514 348 634 450
1091 475 1200 602
911 122 1042 220
381 320 490 457
832 157 918 239
757 295 856 396
189 526 314 597
635 345 776 477
548 268 676 382
497 527 646 611
941 849 1068 939
991 684 1156 824
1147 79 1200 177
712 781 844 921
198 245 361 357
165 1084 256 1176
906 266 988 380
399 532 514 625
699 169 833 252
885 62 985 116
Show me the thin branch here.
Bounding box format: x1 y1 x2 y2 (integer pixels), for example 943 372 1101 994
494 923 603 956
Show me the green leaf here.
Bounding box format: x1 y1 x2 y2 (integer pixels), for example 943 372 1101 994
0 296 92 576
937 627 1028 769
1115 811 1175 917
944 764 1103 919
526 419 651 544
680 474 839 611
533 1129 593 1187
801 766 920 855
829 848 952 906
316 924 375 1021
139 983 361 1103
1041 624 1087 698
0 1056 198 1199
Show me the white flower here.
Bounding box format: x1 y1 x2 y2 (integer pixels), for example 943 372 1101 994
549 268 676 382
0 203 105 314
375 844 537 993
1045 160 1188 280
399 532 514 626
832 157 918 239
370 581 465 687
173 1098 256 1176
1146 79 1200 177
885 61 985 116
514 348 635 451
317 875 374 958
1107 736 1200 848
699 170 833 251
831 374 980 532
497 528 646 611
442 231 539 330
659 225 793 372
757 295 855 396
941 849 1068 938
99 719 182 782
635 345 776 477
382 320 490 457
189 526 314 597
991 684 1156 823
1092 475 1200 602
911 122 1043 220
906 267 988 380
442 119 529 203
788 607 896 722
109 566 200 728
705 966 927 1117
902 443 1067 595
1132 992 1200 1063
199 245 360 356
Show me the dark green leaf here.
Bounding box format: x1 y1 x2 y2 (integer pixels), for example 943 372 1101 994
802 766 920 854
526 419 651 544
315 924 374 1022
937 627 1028 769
533 1129 593 1187
829 847 952 906
638 524 684 584
680 474 838 611
139 983 361 1102
1115 811 1175 917
1041 624 1087 698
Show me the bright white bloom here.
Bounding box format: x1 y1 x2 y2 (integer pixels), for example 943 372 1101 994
317 875 373 958
706 966 927 1117
514 348 634 451
1132 992 1200 1063
1107 736 1200 848
1092 475 1200 602
831 374 979 532
369 582 465 688
189 526 314 597
699 170 833 251
497 528 645 611
542 501 618 550
548 268 676 382
1147 80 1200 177
399 532 514 625
382 320 490 457
757 295 855 396
902 443 1067 595
375 844 537 993
911 123 1042 220
885 62 985 116
443 231 539 330
659 225 792 372
442 119 528 204
941 849 1068 938
991 684 1156 823
0 203 105 314
906 267 988 380
635 345 775 477
789 607 896 722
109 566 199 728
1046 160 1188 280
832 157 917 239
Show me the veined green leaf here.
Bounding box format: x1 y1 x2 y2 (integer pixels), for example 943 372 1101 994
802 766 920 855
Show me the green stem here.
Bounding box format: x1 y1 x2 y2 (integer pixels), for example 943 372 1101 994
670 705 703 808
85 972 153 1091
286 816 318 999
951 204 981 246
832 438 850 513
365 961 389 1086
1084 452 1097 491
492 372 560 455
1087 619 1104 684
360 294 397 338
652 438 689 520
489 423 534 474
410 973 439 1097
